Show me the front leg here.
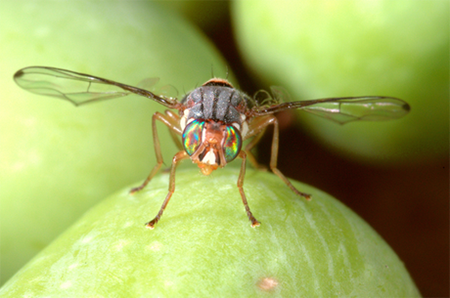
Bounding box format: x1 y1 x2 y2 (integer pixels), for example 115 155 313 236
237 151 260 227
146 150 189 229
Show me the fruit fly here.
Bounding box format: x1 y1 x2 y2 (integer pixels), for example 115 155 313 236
14 66 410 228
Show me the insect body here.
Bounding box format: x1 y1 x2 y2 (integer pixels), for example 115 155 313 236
14 66 410 228
179 79 249 176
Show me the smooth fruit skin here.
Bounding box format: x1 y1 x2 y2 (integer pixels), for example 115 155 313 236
0 169 420 297
0 1 228 285
158 0 229 29
233 0 448 164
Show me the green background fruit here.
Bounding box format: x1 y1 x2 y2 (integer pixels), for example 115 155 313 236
233 0 449 164
158 0 229 29
0 1 228 285
0 169 420 297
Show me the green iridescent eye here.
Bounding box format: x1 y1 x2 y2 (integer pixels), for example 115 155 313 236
182 119 205 156
223 125 242 162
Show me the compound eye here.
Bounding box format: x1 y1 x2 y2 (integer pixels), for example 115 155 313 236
182 119 205 156
223 125 242 163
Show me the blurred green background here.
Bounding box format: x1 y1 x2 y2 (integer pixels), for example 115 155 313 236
0 0 448 297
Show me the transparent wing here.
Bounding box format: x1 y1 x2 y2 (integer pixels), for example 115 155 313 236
13 66 179 108
137 77 179 99
252 96 410 124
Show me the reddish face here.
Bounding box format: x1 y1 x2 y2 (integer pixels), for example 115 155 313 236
182 119 242 175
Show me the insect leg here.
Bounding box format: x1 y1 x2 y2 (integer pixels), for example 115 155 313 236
237 151 260 227
146 150 189 229
130 111 182 194
243 125 268 170
247 115 311 200
164 110 184 150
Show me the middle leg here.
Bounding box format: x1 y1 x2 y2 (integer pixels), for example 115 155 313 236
246 115 311 200
130 111 182 194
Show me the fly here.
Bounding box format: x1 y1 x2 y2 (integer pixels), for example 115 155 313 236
14 66 410 228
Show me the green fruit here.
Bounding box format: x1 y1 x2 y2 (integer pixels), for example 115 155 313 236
0 1 228 285
158 0 229 29
0 169 420 297
233 0 448 164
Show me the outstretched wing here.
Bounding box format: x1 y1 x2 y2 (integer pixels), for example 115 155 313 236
14 66 179 108
252 96 410 124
